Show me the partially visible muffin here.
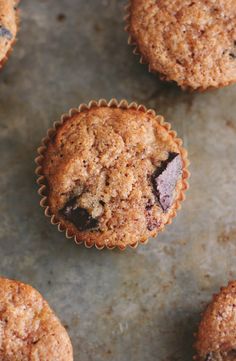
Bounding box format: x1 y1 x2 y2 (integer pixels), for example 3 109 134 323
0 277 73 360
0 0 19 68
195 281 236 361
127 0 236 90
36 100 189 250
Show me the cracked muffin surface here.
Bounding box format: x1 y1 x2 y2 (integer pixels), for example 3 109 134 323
0 0 18 65
0 277 73 361
195 282 236 361
129 0 236 90
41 105 187 249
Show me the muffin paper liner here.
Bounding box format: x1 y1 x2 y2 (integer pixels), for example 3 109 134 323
35 99 190 251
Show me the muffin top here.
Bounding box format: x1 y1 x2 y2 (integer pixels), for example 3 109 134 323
0 0 18 64
41 104 187 249
129 0 236 90
195 282 236 361
0 277 73 360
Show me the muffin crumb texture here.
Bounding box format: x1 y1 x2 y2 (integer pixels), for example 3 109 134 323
129 0 236 90
195 281 236 361
41 105 187 249
0 0 18 64
0 277 73 360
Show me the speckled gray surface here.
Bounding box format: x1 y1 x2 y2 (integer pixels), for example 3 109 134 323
0 1 236 360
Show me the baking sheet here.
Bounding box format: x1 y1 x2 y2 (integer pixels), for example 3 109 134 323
0 1 236 360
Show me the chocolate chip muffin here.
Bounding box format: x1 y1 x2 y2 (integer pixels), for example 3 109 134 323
0 277 73 360
126 0 236 90
195 282 236 361
0 0 18 68
36 99 189 250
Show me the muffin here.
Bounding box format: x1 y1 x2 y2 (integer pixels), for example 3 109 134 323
0 277 73 360
195 281 236 361
126 0 236 91
0 0 19 68
36 99 189 250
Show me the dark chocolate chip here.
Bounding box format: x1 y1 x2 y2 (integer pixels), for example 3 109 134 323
0 26 13 40
60 197 99 231
151 152 182 212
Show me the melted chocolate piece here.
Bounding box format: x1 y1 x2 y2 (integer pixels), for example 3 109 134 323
0 26 13 40
152 152 182 212
60 197 99 231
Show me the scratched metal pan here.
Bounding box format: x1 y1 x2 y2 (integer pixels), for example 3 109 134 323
0 1 235 360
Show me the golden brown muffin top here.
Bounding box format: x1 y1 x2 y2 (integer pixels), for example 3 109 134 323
0 277 73 360
0 0 18 63
41 105 187 249
195 282 236 361
129 0 236 90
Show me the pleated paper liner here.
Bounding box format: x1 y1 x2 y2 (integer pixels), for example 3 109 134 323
35 99 190 251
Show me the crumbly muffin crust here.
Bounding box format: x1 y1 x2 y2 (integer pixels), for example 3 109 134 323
195 282 236 361
40 102 188 249
0 0 18 65
128 0 236 90
0 277 73 360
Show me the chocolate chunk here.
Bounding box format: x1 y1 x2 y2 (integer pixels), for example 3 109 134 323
60 197 99 231
0 26 13 40
152 152 182 212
